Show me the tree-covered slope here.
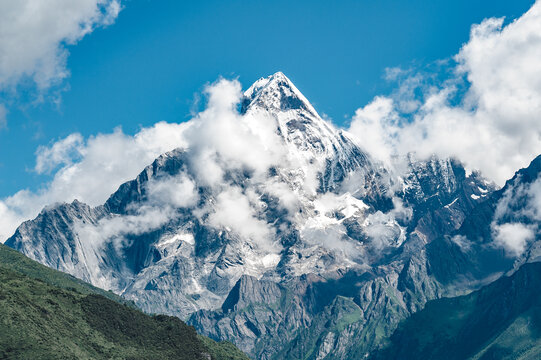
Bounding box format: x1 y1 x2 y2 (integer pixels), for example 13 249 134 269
372 262 541 360
0 243 248 360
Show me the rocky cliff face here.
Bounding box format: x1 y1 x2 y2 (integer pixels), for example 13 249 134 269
7 72 534 359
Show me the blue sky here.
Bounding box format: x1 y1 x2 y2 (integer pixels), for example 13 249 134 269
0 0 535 198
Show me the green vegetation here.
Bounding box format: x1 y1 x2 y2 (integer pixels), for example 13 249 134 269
0 244 249 360
333 297 363 333
373 262 541 360
0 243 126 304
199 336 251 360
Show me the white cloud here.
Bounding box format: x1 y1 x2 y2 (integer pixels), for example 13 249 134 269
72 203 176 287
362 203 407 251
0 0 121 91
207 186 279 252
301 223 360 256
263 179 301 217
38 122 190 207
348 1 541 185
146 174 198 209
450 235 472 252
348 96 399 165
491 174 541 256
527 177 541 221
0 77 288 244
0 121 190 241
493 222 535 257
35 133 84 173
75 206 174 249
185 78 286 187
494 176 541 223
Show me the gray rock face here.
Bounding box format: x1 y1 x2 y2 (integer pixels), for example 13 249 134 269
8 201 114 287
6 72 533 359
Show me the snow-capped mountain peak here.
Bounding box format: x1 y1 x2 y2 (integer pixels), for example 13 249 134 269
241 72 376 194
242 71 318 117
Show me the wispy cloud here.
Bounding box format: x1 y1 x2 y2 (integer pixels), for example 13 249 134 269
0 0 121 91
0 78 287 246
493 222 535 257
0 0 121 126
0 121 190 241
491 174 541 257
348 1 541 185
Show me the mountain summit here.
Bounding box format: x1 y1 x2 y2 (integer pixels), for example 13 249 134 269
241 72 318 116
244 72 377 193
6 73 526 359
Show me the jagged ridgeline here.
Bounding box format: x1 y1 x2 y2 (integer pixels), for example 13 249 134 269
0 243 248 360
5 72 541 359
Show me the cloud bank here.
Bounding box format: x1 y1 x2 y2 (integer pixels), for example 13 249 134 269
0 0 120 91
0 78 287 248
0 0 121 127
348 1 541 185
491 175 541 256
0 121 189 241
493 222 535 257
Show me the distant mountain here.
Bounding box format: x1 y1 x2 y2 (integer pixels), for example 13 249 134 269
0 243 248 360
5 72 539 359
372 261 541 360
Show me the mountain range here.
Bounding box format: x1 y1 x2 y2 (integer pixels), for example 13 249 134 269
4 72 541 359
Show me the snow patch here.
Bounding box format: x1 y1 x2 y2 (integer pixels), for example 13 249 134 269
445 198 458 208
